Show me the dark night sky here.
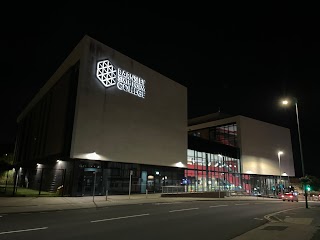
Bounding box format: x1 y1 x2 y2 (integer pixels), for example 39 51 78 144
1 4 319 177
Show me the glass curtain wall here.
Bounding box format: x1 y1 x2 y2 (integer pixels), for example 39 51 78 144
209 123 237 147
186 149 241 193
185 149 282 196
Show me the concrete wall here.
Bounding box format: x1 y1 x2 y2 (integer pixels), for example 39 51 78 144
70 36 188 168
239 116 295 176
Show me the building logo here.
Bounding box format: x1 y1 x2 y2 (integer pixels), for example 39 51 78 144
96 60 117 88
96 60 146 98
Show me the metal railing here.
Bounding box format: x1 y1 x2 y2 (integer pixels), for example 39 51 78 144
161 185 186 194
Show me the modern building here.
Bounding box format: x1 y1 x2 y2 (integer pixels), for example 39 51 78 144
187 113 294 196
13 35 295 197
14 35 187 196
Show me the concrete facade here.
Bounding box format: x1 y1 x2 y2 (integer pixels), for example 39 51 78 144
16 35 187 169
239 116 294 176
71 37 188 168
14 35 187 196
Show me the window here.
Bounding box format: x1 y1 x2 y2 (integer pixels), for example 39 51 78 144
209 123 237 147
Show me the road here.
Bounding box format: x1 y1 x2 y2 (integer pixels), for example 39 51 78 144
0 200 312 240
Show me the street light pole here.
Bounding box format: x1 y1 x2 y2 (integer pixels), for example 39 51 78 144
282 97 308 209
93 171 96 202
294 99 308 209
294 101 305 177
278 151 283 194
129 170 133 199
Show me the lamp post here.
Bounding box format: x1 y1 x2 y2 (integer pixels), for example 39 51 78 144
129 170 133 199
281 97 308 209
278 151 283 194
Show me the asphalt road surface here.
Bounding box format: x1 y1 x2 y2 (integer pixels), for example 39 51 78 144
0 200 311 240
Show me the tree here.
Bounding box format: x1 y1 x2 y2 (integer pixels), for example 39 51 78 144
308 175 320 191
299 175 311 191
0 153 13 172
300 175 320 192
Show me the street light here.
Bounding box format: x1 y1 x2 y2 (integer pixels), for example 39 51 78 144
278 151 283 194
281 97 308 209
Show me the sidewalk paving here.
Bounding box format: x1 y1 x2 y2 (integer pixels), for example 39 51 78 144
1 194 319 240
231 204 320 240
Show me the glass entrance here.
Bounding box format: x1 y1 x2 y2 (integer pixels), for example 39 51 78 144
81 169 103 196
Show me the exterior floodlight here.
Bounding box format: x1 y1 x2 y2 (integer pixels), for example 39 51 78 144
278 151 283 194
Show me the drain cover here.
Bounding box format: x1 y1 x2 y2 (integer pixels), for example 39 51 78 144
262 226 288 231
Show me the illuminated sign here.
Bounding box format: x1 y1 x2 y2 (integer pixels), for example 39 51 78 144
96 60 146 98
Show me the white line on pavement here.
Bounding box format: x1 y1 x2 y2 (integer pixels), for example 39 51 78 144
209 205 228 208
154 202 182 205
91 213 150 223
169 208 199 213
0 227 48 235
235 203 250 205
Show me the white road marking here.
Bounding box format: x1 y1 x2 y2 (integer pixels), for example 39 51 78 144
169 208 199 213
91 213 150 223
0 227 48 235
254 203 264 204
235 203 250 205
154 202 182 205
209 205 228 208
264 206 305 222
273 215 283 222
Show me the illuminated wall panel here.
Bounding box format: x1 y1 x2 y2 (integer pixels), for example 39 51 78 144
70 36 187 168
239 116 295 176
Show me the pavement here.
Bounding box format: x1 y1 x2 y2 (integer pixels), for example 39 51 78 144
0 193 319 240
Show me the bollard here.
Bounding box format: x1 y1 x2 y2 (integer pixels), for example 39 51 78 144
146 189 148 198
106 190 108 201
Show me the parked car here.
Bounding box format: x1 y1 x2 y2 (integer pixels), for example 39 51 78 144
281 192 298 202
